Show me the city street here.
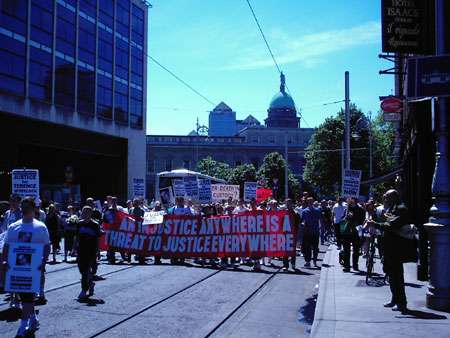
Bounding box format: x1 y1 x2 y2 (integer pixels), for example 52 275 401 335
0 248 324 338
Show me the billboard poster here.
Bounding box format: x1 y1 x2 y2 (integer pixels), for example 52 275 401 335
172 179 186 198
183 176 199 200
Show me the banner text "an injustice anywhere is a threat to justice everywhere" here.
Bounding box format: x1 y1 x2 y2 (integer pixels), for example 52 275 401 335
102 210 296 258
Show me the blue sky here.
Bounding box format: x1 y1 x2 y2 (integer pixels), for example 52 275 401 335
147 0 393 135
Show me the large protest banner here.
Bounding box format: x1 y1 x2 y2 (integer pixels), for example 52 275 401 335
5 243 44 293
211 184 239 202
12 169 40 199
342 169 362 198
198 178 212 204
102 210 296 258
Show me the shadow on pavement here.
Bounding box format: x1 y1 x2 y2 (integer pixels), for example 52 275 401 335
299 293 318 334
0 307 21 322
402 309 447 320
77 298 106 306
405 282 423 289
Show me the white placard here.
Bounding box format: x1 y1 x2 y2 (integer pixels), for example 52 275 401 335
342 169 362 198
244 182 257 202
172 179 186 198
12 169 40 199
211 184 240 202
198 179 212 204
5 243 44 294
183 176 199 199
143 211 165 225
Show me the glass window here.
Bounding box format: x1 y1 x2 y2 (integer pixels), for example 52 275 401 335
115 92 128 124
28 47 52 102
99 0 113 16
0 33 25 96
130 98 142 129
77 66 95 115
79 0 96 17
55 58 75 108
0 0 27 35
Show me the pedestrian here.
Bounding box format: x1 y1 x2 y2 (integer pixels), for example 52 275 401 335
283 199 300 271
301 197 322 268
1 194 22 233
320 200 332 245
64 206 78 262
130 198 146 264
341 198 365 272
76 206 102 300
167 197 192 265
367 189 415 314
45 204 60 264
332 198 347 249
1 197 50 337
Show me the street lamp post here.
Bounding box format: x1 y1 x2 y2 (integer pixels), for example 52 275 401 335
353 112 373 199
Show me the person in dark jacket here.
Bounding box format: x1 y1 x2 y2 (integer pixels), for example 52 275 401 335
76 206 101 300
367 189 412 314
341 198 365 272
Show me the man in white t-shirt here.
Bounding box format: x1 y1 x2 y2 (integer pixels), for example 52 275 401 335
2 197 50 337
332 198 347 249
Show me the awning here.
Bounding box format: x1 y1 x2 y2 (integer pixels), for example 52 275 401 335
360 167 403 186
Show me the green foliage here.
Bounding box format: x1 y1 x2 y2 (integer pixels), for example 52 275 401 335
257 152 300 200
196 156 231 181
229 164 257 196
303 104 395 199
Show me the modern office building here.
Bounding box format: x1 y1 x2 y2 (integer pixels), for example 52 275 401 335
208 101 236 137
0 0 149 203
146 74 315 197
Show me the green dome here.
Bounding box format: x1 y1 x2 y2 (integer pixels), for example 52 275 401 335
269 91 296 110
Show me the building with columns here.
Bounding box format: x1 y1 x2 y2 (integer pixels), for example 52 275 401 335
146 73 315 198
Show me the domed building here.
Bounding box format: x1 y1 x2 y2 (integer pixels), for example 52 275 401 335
146 72 315 198
265 73 300 128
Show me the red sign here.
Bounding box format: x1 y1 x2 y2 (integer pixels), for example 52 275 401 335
380 97 403 113
256 188 273 203
102 210 296 258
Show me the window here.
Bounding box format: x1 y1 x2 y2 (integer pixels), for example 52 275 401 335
79 0 96 18
56 5 76 57
30 2 53 46
29 47 52 101
268 136 275 144
147 159 155 173
0 34 25 96
115 91 128 124
116 0 130 36
77 66 95 115
165 159 172 171
54 58 75 108
0 0 27 35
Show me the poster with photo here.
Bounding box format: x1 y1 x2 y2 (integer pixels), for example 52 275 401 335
5 243 44 294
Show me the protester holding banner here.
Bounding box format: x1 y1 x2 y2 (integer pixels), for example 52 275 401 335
104 197 128 264
76 206 102 300
283 199 300 271
130 198 146 265
1 197 50 338
167 197 192 265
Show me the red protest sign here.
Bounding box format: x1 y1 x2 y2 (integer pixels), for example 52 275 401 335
102 210 296 258
256 188 273 203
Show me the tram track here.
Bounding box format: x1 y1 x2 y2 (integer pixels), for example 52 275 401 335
0 265 137 307
89 266 282 338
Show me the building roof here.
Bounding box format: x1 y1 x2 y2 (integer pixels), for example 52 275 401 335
212 101 233 112
269 91 296 110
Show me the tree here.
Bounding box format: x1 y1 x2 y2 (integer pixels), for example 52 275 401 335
196 156 231 181
303 103 395 198
229 164 257 195
257 152 300 200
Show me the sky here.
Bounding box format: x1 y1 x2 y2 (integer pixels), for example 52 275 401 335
146 0 393 135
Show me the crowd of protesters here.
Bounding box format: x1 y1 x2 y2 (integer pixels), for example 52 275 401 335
0 188 413 336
